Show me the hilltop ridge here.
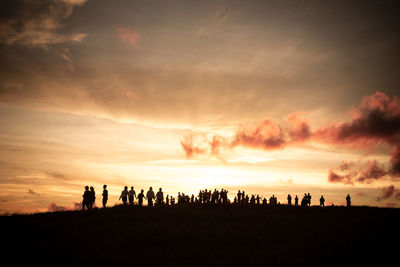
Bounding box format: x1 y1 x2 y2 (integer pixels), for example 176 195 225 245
2 205 399 266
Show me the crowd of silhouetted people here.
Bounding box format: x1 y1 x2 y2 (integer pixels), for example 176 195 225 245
81 185 352 211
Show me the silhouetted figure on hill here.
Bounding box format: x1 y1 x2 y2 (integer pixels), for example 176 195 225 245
269 195 277 206
320 195 325 207
250 195 255 204
242 191 245 203
156 188 164 205
287 194 292 206
102 185 108 208
129 186 136 206
295 195 299 206
307 193 312 206
146 187 155 207
212 189 218 203
262 198 267 205
237 190 242 203
89 186 96 209
137 189 145 207
301 194 307 207
171 195 175 205
82 186 90 211
166 195 170 206
245 195 249 204
346 194 351 207
119 186 129 205
191 194 194 203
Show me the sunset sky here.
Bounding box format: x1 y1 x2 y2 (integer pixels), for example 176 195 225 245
1 0 400 213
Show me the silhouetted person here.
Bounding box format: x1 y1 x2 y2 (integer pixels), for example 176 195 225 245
119 186 129 205
242 191 245 203
295 195 299 206
237 190 242 203
307 193 312 206
256 195 260 205
320 195 325 207
166 195 170 206
346 194 351 207
287 194 292 206
146 187 155 207
250 195 255 204
82 186 90 211
102 185 108 208
301 194 307 207
89 186 95 209
137 189 145 207
156 188 164 205
128 186 136 206
171 195 175 205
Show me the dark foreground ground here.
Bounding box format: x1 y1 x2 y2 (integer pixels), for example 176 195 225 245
2 205 400 266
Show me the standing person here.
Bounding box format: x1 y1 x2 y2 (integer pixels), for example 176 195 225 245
128 186 136 206
119 186 129 205
346 194 351 207
137 189 145 207
237 190 242 203
320 195 325 207
146 187 155 207
166 195 170 206
307 193 312 206
287 194 292 206
156 188 164 206
102 185 108 208
295 195 299 206
82 186 90 211
301 194 308 207
89 186 96 209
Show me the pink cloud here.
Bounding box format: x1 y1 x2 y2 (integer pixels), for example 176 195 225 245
114 25 140 46
231 119 286 150
180 134 205 159
179 91 400 189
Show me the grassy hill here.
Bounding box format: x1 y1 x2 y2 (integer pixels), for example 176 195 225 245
2 204 399 266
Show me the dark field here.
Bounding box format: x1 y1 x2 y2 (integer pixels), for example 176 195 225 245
2 205 400 266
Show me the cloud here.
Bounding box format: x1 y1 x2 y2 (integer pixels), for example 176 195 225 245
115 25 140 46
47 202 69 212
44 171 69 180
180 134 206 159
328 160 394 185
47 201 82 212
0 0 87 48
231 119 286 151
179 92 400 188
313 91 400 148
328 168 354 185
287 112 311 142
196 6 232 37
28 189 39 195
377 185 398 201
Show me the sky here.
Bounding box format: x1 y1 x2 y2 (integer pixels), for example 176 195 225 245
1 0 400 213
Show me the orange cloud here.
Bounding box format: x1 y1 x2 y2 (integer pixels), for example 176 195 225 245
115 25 140 46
